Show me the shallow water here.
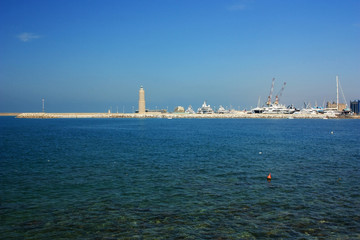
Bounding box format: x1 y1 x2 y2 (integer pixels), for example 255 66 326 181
1 117 359 239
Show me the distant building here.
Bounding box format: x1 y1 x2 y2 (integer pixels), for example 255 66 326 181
326 101 346 111
138 86 145 114
350 100 360 115
173 106 185 113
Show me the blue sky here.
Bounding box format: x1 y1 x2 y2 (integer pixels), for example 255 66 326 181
1 0 359 112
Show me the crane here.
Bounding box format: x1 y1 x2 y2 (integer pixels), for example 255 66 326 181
266 78 275 106
274 82 286 105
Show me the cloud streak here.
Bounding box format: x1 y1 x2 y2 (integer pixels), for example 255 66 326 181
17 32 41 42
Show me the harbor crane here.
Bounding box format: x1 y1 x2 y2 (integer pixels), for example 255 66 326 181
274 82 286 105
266 78 275 106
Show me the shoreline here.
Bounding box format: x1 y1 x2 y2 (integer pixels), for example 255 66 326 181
13 112 360 119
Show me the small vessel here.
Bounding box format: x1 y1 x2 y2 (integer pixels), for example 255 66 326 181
185 105 195 114
217 105 229 114
297 103 323 114
251 96 265 113
252 107 265 114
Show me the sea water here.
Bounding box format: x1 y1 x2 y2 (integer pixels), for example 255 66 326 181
0 117 359 239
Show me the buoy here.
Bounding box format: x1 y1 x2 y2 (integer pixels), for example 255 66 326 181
331 131 334 134
267 173 271 180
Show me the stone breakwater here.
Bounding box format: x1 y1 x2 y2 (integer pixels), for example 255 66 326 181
16 112 358 119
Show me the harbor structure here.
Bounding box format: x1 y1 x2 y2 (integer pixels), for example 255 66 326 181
326 102 346 111
138 86 145 114
173 106 185 113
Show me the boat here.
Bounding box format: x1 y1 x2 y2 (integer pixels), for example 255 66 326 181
251 96 265 113
251 79 295 114
297 102 325 114
197 101 214 114
251 107 265 114
322 76 349 116
185 105 195 114
262 104 296 114
217 105 229 114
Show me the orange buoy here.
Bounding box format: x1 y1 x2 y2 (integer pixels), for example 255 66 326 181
267 173 272 180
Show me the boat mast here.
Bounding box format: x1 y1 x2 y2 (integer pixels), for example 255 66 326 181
336 75 339 111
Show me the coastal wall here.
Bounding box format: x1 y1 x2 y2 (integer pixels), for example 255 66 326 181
15 112 359 119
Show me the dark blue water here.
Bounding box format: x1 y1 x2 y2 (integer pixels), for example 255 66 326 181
1 117 359 239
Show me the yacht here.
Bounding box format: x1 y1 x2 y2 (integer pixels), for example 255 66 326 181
262 104 296 114
185 105 195 114
251 106 265 114
217 105 229 114
251 96 265 113
197 101 214 114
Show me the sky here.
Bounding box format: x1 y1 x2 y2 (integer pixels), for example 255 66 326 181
0 0 359 113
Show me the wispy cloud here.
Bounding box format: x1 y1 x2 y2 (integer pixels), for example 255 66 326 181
227 4 246 11
17 32 41 42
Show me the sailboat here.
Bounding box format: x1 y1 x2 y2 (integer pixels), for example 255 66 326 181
324 75 350 115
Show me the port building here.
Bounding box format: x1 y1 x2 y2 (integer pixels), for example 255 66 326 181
174 106 185 113
350 100 360 115
326 102 347 111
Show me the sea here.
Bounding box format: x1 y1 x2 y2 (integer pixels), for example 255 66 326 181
1 117 359 239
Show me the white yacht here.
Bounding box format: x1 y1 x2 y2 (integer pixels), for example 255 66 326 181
262 104 296 114
251 106 265 114
217 105 229 114
185 105 195 114
197 101 214 114
251 96 265 113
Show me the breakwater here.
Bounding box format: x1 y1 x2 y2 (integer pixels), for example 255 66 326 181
16 112 359 119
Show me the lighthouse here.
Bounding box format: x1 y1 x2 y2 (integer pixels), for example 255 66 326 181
138 86 145 114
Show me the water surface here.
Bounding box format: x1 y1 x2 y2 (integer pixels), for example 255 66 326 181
1 118 359 239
